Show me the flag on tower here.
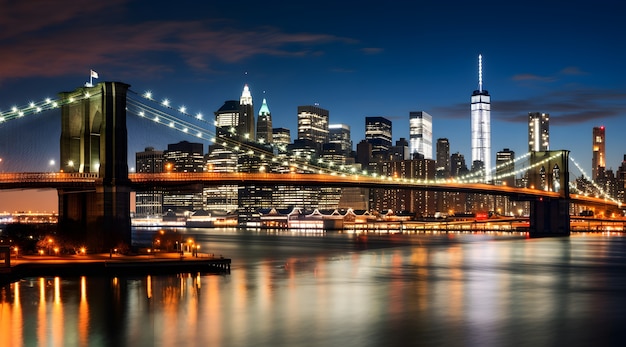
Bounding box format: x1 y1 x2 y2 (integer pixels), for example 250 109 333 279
91 70 99 79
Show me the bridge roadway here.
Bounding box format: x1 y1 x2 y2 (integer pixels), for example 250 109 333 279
0 171 620 209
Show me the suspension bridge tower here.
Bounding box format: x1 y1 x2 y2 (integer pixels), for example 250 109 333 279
58 82 131 251
527 150 570 236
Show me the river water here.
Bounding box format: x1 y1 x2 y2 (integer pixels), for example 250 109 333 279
1 228 626 347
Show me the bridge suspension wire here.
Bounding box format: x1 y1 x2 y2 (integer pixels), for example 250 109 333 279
126 89 571 189
126 95 356 177
0 90 104 124
450 152 532 184
0 98 60 123
568 155 620 204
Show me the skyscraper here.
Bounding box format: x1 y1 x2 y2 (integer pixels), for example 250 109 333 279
496 148 515 186
297 105 329 153
592 126 606 180
329 123 352 155
528 112 549 152
238 84 255 139
163 141 205 213
272 127 291 148
164 141 205 173
450 152 469 177
135 147 164 217
470 54 491 181
214 100 239 130
409 111 433 159
436 138 450 178
365 116 392 159
256 98 272 144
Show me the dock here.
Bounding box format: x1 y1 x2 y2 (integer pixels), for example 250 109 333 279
0 251 231 285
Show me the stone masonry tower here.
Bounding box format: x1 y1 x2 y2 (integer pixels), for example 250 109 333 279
58 82 131 252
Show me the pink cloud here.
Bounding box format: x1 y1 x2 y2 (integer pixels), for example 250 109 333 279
0 1 350 81
511 73 555 82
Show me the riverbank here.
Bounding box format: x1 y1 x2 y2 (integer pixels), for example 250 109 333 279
0 252 231 285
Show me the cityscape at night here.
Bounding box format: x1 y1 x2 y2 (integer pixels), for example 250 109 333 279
0 1 625 212
1 1 626 346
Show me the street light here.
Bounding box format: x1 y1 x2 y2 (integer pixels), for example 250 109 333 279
49 159 55 172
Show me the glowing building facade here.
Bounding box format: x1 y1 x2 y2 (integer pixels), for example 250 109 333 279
470 54 491 181
528 112 549 152
592 126 606 180
365 116 392 159
436 138 450 178
256 98 272 144
329 123 353 155
409 111 433 160
297 105 329 153
135 147 164 217
239 84 255 139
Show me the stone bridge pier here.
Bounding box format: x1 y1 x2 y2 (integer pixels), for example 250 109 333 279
58 82 131 252
526 150 571 236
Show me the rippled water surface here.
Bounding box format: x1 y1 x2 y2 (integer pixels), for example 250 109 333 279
2 229 626 346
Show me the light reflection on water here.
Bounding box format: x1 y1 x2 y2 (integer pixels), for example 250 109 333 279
2 229 626 347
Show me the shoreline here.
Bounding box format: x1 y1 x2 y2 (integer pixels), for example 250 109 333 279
0 252 231 285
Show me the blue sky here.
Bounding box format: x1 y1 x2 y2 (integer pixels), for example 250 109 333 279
0 0 625 210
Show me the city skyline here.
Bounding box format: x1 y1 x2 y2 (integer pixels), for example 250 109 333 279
0 0 625 211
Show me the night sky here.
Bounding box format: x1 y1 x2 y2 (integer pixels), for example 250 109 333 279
0 0 625 212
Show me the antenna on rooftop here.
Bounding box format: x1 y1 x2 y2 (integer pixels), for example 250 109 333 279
478 54 483 92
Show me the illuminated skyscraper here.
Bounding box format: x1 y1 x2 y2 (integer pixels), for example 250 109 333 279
450 152 468 177
436 138 450 178
272 127 291 148
409 111 433 159
365 116 392 159
528 112 549 152
163 141 205 213
214 100 239 130
496 148 515 186
592 126 606 180
297 105 329 153
256 98 272 144
470 54 491 181
239 84 255 139
329 123 352 155
135 147 164 217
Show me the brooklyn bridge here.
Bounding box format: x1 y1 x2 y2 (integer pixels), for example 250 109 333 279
0 82 621 251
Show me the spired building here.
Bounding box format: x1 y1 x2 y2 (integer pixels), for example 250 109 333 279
409 111 433 160
238 84 255 139
256 98 272 145
592 126 606 181
471 54 491 182
528 112 550 152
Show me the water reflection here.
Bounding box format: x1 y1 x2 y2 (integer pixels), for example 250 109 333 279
1 231 626 346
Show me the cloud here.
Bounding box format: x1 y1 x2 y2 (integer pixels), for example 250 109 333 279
559 66 587 75
430 88 626 126
511 73 555 82
361 47 383 55
0 1 351 81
